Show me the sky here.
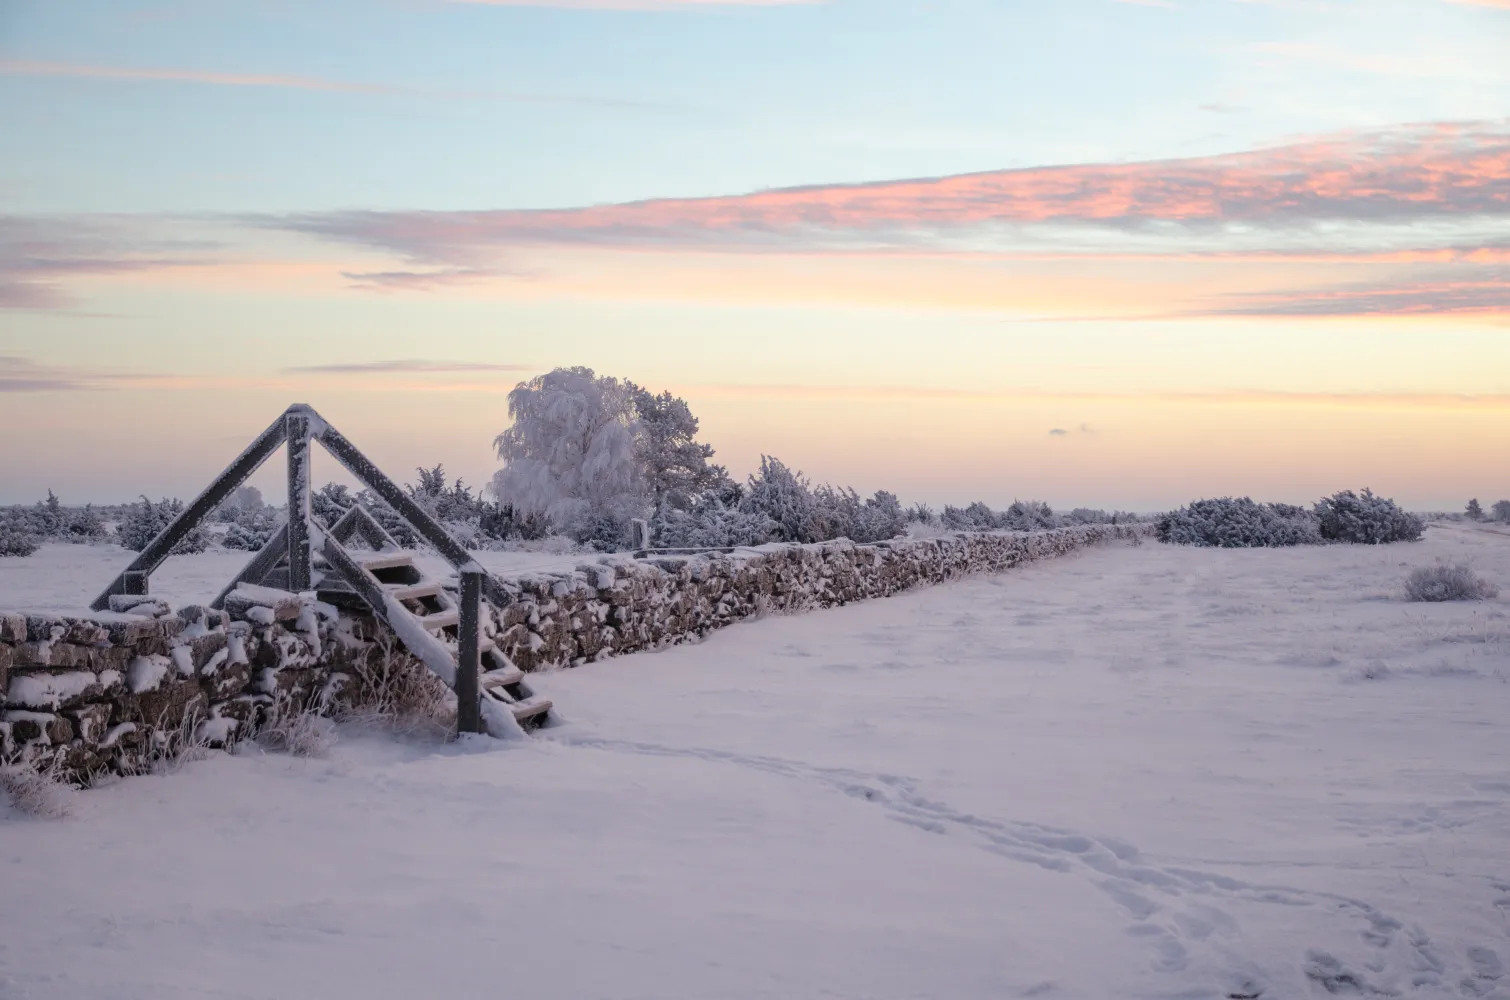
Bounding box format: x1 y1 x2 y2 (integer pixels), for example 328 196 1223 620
1 0 1507 511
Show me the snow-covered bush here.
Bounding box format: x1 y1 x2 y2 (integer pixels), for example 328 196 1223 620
1492 500 1510 523
0 515 40 557
115 497 207 554
493 367 647 546
740 456 819 543
1157 497 1323 548
906 503 937 525
1404 564 1499 602
1314 489 1423 544
1466 498 1484 520
651 493 776 549
0 492 108 544
1003 500 1056 531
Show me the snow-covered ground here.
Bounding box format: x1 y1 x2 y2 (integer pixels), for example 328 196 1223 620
0 544 590 614
3 524 1510 999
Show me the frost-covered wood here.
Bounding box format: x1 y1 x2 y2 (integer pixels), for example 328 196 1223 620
90 412 289 611
285 409 313 591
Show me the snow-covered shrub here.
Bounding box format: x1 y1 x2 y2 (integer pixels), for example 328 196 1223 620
1493 500 1510 523
940 503 994 531
115 497 207 554
651 493 776 548
1404 564 1499 602
740 455 819 543
0 492 108 544
906 502 937 525
493 367 647 546
1467 498 1485 520
1314 489 1424 544
1157 497 1323 548
0 523 39 557
847 489 907 543
1003 500 1056 531
311 481 355 528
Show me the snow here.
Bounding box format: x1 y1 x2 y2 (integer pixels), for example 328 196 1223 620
124 655 171 694
5 670 96 710
2 524 1509 999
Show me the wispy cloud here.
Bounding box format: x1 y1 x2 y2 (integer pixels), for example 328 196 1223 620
0 215 217 310
283 359 535 374
676 382 1510 410
0 59 663 110
1209 273 1510 317
0 355 177 392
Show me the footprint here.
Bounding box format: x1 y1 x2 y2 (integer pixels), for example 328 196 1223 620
1463 946 1505 996
1304 949 1376 995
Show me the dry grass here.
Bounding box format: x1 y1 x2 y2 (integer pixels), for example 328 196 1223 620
0 755 76 819
331 633 455 741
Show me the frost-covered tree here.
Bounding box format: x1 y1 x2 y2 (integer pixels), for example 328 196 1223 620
493 367 647 546
1493 500 1510 523
1466 498 1484 520
626 382 729 510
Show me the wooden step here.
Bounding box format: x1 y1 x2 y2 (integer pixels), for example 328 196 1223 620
480 665 524 690
507 696 552 724
359 552 415 572
385 580 442 602
417 609 459 631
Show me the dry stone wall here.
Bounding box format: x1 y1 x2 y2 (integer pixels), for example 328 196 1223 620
481 523 1151 671
0 594 392 778
2 523 1149 778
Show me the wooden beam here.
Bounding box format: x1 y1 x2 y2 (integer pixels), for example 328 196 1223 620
285 409 313 592
329 503 400 552
311 416 512 607
91 410 289 611
209 523 289 610
456 569 483 735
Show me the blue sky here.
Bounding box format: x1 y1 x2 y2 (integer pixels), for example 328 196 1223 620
1 0 1507 508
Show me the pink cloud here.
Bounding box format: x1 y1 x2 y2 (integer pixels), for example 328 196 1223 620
282 121 1510 264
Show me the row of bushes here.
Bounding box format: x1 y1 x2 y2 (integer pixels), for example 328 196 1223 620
1157 490 1425 548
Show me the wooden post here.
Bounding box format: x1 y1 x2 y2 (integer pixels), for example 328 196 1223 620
456 568 484 735
122 570 148 596
285 408 312 592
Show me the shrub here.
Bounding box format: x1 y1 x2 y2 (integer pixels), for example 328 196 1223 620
1314 489 1424 544
1404 564 1499 602
0 513 40 558
1157 497 1323 548
651 493 776 548
115 497 207 554
905 502 937 525
0 526 40 557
